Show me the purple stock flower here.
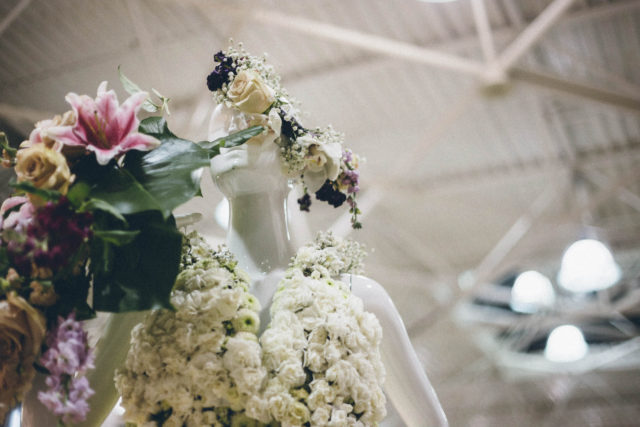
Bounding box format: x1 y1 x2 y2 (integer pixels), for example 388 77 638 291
38 312 95 424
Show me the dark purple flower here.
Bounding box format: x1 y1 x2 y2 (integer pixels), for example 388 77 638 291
315 180 346 208
297 193 312 212
206 51 237 91
278 110 307 141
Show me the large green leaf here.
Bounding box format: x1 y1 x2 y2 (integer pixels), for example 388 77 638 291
198 125 265 154
91 212 181 312
125 117 210 213
93 229 140 246
89 167 164 217
138 116 173 136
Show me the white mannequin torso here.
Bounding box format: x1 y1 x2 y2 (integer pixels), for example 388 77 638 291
210 146 448 426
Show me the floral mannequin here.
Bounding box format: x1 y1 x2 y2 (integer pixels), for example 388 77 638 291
208 100 448 427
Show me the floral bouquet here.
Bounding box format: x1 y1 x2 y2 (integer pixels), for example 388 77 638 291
206 43 364 228
0 77 261 424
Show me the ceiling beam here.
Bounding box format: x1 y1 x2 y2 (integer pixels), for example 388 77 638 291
249 8 485 77
0 0 31 38
470 0 497 64
493 0 575 75
512 67 640 115
379 140 640 197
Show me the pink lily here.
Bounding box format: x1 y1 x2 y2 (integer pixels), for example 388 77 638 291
48 82 160 165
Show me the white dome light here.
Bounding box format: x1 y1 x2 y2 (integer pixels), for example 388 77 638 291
544 324 588 362
557 239 621 293
510 270 556 313
214 199 229 229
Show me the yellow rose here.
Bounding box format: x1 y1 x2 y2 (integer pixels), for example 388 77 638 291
228 70 275 114
14 144 74 205
0 292 47 419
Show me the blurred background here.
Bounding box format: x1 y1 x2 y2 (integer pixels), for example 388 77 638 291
1 0 640 425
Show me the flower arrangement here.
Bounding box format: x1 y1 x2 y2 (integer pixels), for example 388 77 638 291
116 233 266 426
0 77 261 424
255 232 386 426
116 231 386 426
207 43 364 228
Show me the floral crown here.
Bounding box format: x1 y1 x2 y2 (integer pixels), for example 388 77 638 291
206 43 363 229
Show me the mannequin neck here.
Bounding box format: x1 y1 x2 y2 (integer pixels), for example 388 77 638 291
225 183 295 280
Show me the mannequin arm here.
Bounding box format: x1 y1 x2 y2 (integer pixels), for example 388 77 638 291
347 274 448 427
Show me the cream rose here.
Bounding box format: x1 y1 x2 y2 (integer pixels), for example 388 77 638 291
300 137 342 192
22 110 76 151
14 144 74 204
228 70 275 114
0 293 47 420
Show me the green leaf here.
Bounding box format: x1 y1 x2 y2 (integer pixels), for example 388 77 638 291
91 212 181 312
81 198 127 223
89 167 165 217
94 229 140 246
10 180 61 202
67 181 91 208
126 118 210 212
138 116 173 136
118 66 159 113
0 131 16 158
199 125 264 154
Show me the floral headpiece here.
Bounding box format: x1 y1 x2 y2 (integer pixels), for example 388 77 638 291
207 43 363 228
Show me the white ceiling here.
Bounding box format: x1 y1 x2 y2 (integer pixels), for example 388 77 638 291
1 0 640 425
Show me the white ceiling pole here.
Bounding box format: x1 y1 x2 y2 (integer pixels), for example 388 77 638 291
0 0 31 38
470 0 497 64
467 183 561 292
583 169 640 212
391 89 477 178
250 10 485 77
495 0 575 73
570 167 640 220
375 209 456 278
512 68 640 115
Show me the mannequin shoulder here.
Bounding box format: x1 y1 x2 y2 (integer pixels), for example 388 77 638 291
341 274 397 312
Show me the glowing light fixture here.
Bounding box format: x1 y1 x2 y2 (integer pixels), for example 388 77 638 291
214 199 229 229
544 324 588 362
557 239 621 293
510 270 555 313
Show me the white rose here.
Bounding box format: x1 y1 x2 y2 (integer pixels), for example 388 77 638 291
245 395 272 423
300 137 343 193
311 405 332 425
228 70 275 114
277 361 306 387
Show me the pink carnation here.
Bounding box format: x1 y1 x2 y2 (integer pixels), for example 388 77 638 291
48 81 160 165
